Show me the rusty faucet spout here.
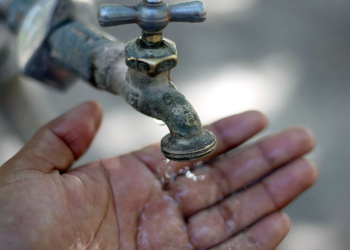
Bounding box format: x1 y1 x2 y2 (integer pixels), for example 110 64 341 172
121 69 217 162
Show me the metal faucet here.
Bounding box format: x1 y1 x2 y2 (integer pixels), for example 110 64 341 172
0 0 217 162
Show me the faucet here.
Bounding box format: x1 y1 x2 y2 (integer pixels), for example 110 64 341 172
0 0 217 162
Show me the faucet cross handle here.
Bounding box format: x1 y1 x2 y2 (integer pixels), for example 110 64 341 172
98 0 206 41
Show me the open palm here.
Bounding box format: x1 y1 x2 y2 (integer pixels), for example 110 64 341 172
0 102 317 250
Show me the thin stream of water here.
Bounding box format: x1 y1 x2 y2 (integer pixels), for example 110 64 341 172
157 159 207 190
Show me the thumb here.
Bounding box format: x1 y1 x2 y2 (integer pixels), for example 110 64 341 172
2 101 103 173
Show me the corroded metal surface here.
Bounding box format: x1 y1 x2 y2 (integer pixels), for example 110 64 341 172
125 38 178 75
0 0 105 90
0 0 216 161
48 22 125 88
123 69 217 161
99 0 217 161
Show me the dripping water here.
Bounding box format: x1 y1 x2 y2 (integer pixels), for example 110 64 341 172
157 159 207 190
157 159 176 190
154 118 166 126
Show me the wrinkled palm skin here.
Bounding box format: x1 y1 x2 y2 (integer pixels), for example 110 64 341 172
0 102 317 250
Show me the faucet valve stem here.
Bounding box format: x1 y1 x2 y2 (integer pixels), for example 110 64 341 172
143 0 164 7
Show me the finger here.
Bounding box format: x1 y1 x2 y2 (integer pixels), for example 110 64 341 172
210 212 291 250
3 101 103 173
187 158 317 250
169 127 315 216
132 111 267 173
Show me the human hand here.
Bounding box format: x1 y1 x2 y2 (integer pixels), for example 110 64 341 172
0 102 317 250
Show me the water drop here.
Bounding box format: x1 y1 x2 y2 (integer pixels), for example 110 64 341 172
194 161 204 168
178 167 190 175
157 159 176 190
157 159 208 189
185 170 206 182
154 118 166 126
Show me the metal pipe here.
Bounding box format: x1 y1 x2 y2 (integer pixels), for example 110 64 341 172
0 0 127 92
0 0 217 161
47 21 126 93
